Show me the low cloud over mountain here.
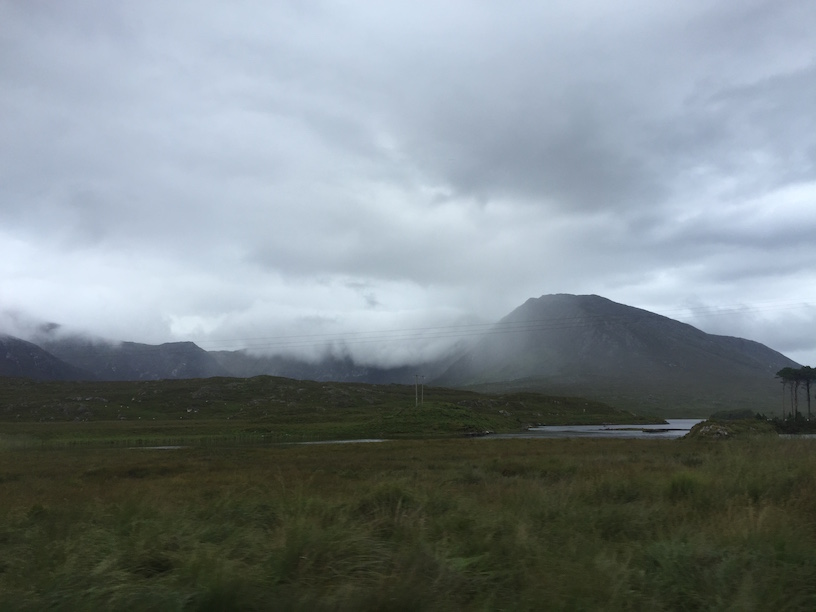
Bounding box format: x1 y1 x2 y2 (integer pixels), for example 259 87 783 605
434 294 798 416
3 294 800 417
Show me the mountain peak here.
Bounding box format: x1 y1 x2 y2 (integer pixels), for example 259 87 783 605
0 334 94 381
435 293 798 416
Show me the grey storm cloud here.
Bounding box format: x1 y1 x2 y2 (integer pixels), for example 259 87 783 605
1 0 815 365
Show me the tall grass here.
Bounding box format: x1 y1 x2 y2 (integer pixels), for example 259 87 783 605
2 437 816 610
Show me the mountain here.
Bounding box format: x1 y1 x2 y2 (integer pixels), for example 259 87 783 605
31 335 451 384
0 334 94 380
13 293 800 417
211 350 452 384
39 337 231 381
433 294 798 417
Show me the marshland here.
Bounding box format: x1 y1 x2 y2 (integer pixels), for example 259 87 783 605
1 376 815 610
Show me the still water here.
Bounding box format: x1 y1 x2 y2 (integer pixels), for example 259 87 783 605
130 421 702 450
486 419 704 440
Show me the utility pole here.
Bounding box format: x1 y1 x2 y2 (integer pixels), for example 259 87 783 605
415 375 426 406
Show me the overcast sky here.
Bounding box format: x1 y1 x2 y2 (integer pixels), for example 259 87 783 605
2 0 815 366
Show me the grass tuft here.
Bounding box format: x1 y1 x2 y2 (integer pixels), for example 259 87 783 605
3 436 816 609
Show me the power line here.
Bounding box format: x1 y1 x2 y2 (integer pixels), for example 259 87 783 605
35 298 814 357
192 299 813 352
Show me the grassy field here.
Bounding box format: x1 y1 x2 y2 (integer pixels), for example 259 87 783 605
467 373 784 419
0 375 661 448
2 376 807 610
2 433 816 610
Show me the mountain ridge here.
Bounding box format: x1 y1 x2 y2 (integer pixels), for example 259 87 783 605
433 294 798 416
37 337 230 381
0 334 94 381
1 293 801 417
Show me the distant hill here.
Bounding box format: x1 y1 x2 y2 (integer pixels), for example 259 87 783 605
39 337 230 381
0 335 93 381
34 337 444 384
433 294 799 417
11 293 801 417
210 350 451 385
0 374 661 431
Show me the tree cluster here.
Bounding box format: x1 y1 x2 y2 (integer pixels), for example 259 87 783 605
776 366 816 420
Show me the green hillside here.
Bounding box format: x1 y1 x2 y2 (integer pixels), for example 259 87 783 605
0 375 661 447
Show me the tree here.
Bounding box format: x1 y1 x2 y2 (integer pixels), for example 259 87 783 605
801 366 816 420
777 367 795 418
776 366 816 420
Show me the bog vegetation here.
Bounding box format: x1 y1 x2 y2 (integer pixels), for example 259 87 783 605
1 375 815 609
0 375 660 447
2 436 816 610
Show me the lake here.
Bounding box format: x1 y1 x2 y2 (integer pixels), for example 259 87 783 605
129 421 703 450
485 419 704 440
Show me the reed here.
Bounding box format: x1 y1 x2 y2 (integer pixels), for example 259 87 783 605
1 436 815 610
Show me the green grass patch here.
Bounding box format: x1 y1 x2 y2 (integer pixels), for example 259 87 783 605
0 375 663 448
1 437 816 608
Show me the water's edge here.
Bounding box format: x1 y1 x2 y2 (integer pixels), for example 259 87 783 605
485 419 705 440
